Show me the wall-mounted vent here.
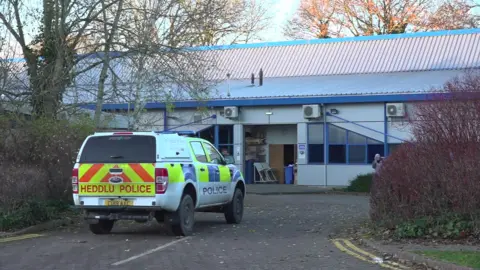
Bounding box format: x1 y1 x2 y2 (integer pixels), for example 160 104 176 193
224 106 239 118
386 103 406 117
302 104 322 119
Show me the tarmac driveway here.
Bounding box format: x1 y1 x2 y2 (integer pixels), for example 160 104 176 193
0 194 382 270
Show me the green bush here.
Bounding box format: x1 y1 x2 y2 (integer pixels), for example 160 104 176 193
394 214 475 239
345 173 373 193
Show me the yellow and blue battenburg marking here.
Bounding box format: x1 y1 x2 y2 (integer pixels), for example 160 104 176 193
228 165 243 182
197 164 210 183
181 164 197 182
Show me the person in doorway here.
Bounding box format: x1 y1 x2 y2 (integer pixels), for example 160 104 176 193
371 153 384 173
221 148 235 164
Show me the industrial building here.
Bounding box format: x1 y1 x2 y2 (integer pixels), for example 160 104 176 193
74 28 480 185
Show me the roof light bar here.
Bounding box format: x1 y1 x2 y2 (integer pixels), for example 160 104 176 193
155 130 197 136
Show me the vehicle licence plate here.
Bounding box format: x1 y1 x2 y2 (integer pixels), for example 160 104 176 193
104 199 134 206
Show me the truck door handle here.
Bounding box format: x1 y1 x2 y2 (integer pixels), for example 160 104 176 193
200 168 205 172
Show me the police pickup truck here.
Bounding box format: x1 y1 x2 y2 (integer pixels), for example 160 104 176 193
71 131 246 236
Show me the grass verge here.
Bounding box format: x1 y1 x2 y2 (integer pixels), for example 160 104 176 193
415 250 480 269
344 173 373 193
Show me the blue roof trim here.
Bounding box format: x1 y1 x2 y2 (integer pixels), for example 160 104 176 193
79 93 446 110
4 28 480 62
189 28 480 51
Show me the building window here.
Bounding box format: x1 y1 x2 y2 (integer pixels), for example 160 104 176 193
347 131 367 163
328 125 347 163
219 125 233 144
198 126 214 144
367 138 384 163
218 125 234 157
328 124 385 164
307 123 324 163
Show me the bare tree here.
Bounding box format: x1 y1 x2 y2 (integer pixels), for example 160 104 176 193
83 0 269 129
0 0 124 118
62 0 221 129
166 0 271 47
93 0 124 127
0 0 270 126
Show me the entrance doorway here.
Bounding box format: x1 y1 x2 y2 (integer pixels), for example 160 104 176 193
268 144 296 184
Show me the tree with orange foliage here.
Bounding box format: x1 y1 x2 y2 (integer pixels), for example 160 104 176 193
421 0 479 31
285 0 479 39
284 0 341 39
338 0 432 35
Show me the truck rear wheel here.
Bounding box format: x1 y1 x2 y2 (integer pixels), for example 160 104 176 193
224 188 244 224
155 211 165 223
165 194 195 236
89 220 114 234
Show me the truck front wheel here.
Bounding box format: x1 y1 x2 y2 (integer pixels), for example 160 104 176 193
165 194 195 236
224 188 244 224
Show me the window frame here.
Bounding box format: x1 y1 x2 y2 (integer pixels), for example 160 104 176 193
327 124 348 164
307 123 325 164
216 125 234 159
79 135 157 164
326 124 385 165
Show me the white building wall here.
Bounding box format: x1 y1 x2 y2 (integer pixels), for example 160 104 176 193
139 102 416 186
263 125 297 144
297 165 325 186
326 165 374 186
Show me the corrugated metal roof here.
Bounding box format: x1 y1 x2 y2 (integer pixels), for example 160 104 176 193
202 29 480 80
3 29 480 104
63 70 470 103
198 70 468 100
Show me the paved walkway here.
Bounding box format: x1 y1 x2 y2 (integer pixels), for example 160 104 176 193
246 184 342 195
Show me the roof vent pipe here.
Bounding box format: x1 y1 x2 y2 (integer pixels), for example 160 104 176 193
259 68 263 86
226 73 231 97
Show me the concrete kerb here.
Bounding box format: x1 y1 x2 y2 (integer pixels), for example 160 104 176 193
247 190 369 196
0 217 76 238
358 238 474 270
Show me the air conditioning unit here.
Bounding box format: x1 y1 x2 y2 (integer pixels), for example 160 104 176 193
224 106 239 118
302 104 322 119
386 103 406 117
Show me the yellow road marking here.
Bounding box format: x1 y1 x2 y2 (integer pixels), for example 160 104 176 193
331 238 410 270
0 234 44 243
342 239 410 269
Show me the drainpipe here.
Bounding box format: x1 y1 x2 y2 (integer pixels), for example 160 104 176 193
383 103 388 157
163 109 167 131
323 103 327 187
